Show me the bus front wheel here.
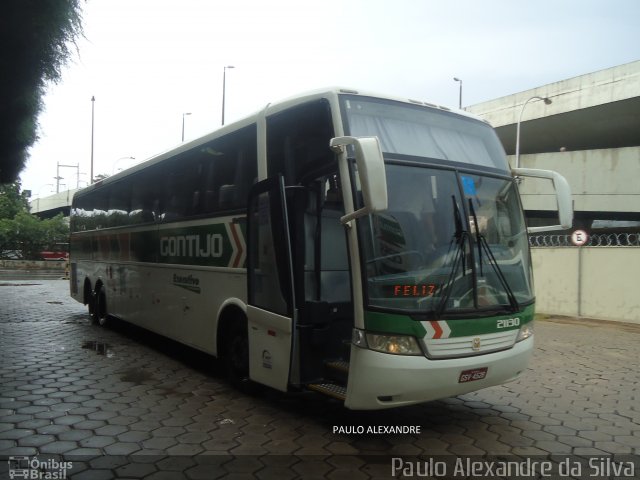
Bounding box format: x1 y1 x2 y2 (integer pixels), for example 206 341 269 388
222 318 258 394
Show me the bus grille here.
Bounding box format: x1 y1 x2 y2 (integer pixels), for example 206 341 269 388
422 330 518 359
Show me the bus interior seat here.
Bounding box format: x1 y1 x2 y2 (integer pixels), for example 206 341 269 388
218 184 236 210
165 195 186 220
303 200 350 306
191 190 201 213
203 190 216 212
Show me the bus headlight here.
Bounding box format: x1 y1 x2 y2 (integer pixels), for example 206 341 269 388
365 333 422 355
516 323 534 342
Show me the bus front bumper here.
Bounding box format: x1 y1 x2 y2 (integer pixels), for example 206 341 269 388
343 336 533 410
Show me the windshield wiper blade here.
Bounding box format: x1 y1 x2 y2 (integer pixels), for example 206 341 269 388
468 199 520 312
435 197 467 318
452 194 464 242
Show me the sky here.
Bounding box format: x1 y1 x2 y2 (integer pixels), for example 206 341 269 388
21 0 640 196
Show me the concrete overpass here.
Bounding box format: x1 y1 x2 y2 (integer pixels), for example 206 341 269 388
467 60 640 229
29 188 79 219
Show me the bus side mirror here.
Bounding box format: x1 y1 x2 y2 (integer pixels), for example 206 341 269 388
512 167 573 233
330 136 388 224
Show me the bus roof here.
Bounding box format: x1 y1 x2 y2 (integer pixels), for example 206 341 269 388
77 87 488 195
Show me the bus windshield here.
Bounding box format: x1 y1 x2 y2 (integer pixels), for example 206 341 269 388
357 162 533 316
342 95 509 171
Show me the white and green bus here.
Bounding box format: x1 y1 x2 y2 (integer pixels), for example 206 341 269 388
70 88 572 410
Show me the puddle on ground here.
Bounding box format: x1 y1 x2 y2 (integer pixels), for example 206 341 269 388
63 314 90 325
47 301 63 305
119 368 154 384
81 340 114 357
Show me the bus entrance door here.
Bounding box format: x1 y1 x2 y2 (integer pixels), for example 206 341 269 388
246 176 297 391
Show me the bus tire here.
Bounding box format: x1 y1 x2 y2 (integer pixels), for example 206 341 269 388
95 286 109 327
85 281 97 322
88 292 98 324
222 317 258 394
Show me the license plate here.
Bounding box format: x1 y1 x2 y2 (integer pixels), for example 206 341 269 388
458 367 488 383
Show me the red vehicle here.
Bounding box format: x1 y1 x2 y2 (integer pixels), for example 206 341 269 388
40 243 69 261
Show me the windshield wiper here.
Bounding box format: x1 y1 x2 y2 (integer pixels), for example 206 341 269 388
435 196 467 318
468 199 520 312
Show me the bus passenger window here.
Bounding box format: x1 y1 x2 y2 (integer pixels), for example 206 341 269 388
199 124 257 213
267 99 334 185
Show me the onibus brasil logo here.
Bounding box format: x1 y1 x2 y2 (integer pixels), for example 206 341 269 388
8 456 72 479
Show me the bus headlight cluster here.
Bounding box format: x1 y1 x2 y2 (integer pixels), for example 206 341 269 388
364 332 422 356
516 323 534 342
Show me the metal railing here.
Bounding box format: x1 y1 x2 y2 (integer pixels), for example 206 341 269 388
529 232 640 247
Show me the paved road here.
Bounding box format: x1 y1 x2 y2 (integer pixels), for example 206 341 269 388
0 277 639 479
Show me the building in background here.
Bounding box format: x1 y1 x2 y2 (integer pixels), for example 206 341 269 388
467 60 640 232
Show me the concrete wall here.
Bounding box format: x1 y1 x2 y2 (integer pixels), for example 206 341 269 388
531 247 640 324
0 260 66 270
516 146 640 213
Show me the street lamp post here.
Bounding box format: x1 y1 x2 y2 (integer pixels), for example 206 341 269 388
515 95 552 169
221 65 235 126
90 96 95 184
453 77 462 109
181 112 192 142
112 156 136 174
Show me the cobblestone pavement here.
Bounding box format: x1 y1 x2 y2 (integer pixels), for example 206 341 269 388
0 277 639 479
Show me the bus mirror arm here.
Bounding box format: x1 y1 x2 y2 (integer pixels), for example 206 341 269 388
512 167 573 233
330 136 388 224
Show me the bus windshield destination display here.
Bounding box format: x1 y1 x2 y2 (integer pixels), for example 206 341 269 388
392 284 438 297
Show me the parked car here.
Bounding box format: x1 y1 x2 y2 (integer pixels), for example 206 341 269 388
0 250 23 260
40 250 69 261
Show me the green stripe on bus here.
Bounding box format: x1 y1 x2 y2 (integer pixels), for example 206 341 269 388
443 304 535 337
158 224 234 267
364 311 428 338
70 219 247 268
364 303 534 338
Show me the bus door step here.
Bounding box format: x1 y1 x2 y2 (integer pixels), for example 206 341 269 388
325 359 349 373
307 383 346 401
324 359 349 385
324 359 349 373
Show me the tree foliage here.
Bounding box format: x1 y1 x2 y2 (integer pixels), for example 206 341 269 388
0 182 30 219
0 0 84 183
0 182 69 260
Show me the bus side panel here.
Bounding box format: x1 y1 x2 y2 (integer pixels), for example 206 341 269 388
102 262 246 356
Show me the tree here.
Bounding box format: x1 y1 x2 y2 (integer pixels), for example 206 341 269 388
0 182 30 219
0 0 84 183
0 182 69 259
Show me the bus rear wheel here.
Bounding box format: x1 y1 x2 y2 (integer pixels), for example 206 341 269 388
95 286 109 327
87 290 97 321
